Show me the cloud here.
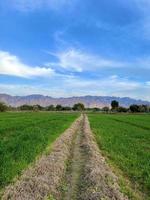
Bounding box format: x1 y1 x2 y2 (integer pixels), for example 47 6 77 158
131 0 150 40
135 0 150 11
0 75 150 100
65 75 141 92
47 48 150 73
64 75 150 100
47 49 124 72
6 0 75 12
0 51 54 78
146 81 150 86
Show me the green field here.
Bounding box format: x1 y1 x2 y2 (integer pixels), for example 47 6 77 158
0 112 78 192
88 113 150 199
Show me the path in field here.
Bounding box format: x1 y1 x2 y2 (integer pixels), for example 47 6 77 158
62 115 88 200
2 114 128 200
61 115 128 200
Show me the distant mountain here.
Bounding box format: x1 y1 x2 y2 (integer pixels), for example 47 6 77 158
0 93 149 108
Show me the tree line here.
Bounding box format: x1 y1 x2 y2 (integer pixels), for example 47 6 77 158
0 100 150 113
0 102 85 112
109 100 150 113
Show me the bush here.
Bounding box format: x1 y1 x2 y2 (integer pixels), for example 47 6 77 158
0 102 7 112
46 105 55 111
19 104 33 111
93 107 100 112
117 106 128 112
130 104 140 112
56 104 63 111
72 103 85 111
102 106 110 112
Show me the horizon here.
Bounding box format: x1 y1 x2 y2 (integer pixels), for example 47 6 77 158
1 92 149 102
0 1 150 100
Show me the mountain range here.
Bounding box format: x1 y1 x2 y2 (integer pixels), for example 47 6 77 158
0 94 150 108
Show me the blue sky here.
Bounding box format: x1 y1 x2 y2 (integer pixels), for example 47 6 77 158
0 0 150 100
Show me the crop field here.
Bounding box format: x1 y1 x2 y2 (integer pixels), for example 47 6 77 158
1 112 150 200
0 112 78 193
2 114 128 200
88 113 150 199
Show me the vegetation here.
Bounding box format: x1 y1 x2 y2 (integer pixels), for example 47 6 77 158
111 100 119 110
130 104 149 113
46 105 55 111
0 99 150 113
0 102 7 112
56 104 63 111
0 112 78 192
117 106 128 112
10 103 85 112
88 113 150 199
72 103 85 111
101 106 110 112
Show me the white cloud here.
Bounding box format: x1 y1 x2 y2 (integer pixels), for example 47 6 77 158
9 0 75 11
132 0 150 40
65 75 140 92
63 75 150 100
0 51 54 78
135 0 150 11
47 49 124 72
146 81 150 86
0 83 65 97
0 75 150 100
46 47 150 72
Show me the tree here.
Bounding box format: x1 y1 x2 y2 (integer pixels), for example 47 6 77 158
19 104 33 111
0 102 7 112
117 106 128 112
72 103 85 111
130 104 139 112
47 105 55 111
93 107 100 112
62 106 72 111
56 104 63 111
33 104 43 112
138 105 149 113
102 106 110 112
111 100 119 110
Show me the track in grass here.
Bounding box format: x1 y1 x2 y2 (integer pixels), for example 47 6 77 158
61 116 88 200
0 112 78 193
88 113 150 199
2 114 128 200
60 115 127 200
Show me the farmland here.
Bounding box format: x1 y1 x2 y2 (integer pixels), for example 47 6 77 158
88 113 150 199
0 112 78 193
1 112 150 200
2 114 128 200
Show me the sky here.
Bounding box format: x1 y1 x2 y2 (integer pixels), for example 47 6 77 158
0 0 150 100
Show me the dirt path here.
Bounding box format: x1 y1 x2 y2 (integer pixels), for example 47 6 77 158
61 115 88 200
2 114 129 200
61 114 128 200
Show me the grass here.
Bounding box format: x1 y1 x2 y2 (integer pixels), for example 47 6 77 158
88 113 150 199
0 112 78 192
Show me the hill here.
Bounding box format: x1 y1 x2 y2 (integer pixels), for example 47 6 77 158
0 94 149 108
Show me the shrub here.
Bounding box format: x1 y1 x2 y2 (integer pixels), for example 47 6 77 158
0 102 7 112
72 103 85 111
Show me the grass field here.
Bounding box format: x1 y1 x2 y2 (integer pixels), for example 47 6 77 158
88 113 150 199
0 112 78 192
